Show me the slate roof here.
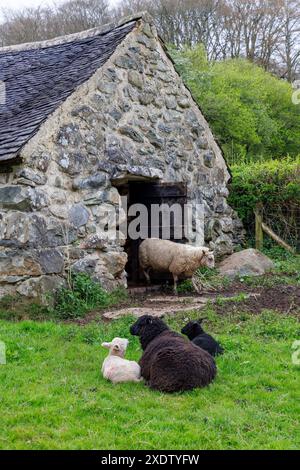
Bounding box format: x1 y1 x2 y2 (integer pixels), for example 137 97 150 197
0 18 137 162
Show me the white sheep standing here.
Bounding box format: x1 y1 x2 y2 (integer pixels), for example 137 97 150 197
139 238 215 292
101 337 142 384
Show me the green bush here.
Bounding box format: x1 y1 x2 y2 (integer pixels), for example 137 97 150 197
51 273 127 319
170 45 300 165
228 156 300 247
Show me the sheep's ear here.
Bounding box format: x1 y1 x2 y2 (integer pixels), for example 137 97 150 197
101 342 111 349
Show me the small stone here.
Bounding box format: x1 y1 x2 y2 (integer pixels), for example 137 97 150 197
49 205 69 219
16 167 47 186
109 107 122 121
103 68 119 82
71 104 93 117
128 70 144 89
71 257 98 275
136 34 152 48
139 92 154 105
105 187 121 205
156 60 168 72
119 126 144 143
203 150 216 168
138 146 155 156
0 250 41 277
97 81 117 94
157 72 173 83
197 136 209 149
165 96 177 109
16 275 66 302
69 204 90 228
177 97 190 108
57 124 81 147
37 249 64 274
141 22 153 38
180 134 194 151
115 54 138 70
36 153 51 172
146 130 164 148
80 235 107 250
158 123 172 134
153 96 164 108
72 173 107 190
0 186 32 211
83 192 104 206
16 178 36 187
101 251 128 277
57 151 85 175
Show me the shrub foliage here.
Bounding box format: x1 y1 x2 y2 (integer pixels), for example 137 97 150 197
52 273 127 319
171 46 300 165
229 157 300 248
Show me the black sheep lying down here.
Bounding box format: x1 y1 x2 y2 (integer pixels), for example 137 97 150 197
181 319 224 357
130 315 216 393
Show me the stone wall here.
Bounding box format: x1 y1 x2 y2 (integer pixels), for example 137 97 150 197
0 18 244 299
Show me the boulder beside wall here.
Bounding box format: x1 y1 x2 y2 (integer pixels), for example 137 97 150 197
218 248 274 278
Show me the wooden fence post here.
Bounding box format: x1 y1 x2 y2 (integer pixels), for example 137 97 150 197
254 202 263 250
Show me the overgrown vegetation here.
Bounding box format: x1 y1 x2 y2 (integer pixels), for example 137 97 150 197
171 46 300 246
177 247 300 295
0 273 128 322
1 250 297 322
229 157 300 248
263 246 300 277
178 267 231 294
0 309 299 450
193 267 231 292
51 273 127 319
171 46 300 165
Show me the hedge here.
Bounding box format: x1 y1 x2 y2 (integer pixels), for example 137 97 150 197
228 156 300 248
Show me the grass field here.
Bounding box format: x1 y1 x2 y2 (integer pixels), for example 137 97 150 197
0 306 299 450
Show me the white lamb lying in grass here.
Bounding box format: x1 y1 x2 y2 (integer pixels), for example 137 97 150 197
101 337 142 384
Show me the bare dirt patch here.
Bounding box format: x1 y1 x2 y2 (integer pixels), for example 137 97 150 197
213 285 300 317
74 280 300 324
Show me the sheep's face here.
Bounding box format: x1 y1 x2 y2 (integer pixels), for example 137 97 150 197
130 315 154 336
202 250 215 268
130 315 169 349
102 337 129 357
181 320 204 339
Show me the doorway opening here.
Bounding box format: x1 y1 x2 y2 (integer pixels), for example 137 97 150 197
114 180 188 287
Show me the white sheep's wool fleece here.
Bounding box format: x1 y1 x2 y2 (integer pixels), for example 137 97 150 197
101 337 142 384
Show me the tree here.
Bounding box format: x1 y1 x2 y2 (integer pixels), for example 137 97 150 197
0 0 110 46
171 45 300 163
0 0 299 80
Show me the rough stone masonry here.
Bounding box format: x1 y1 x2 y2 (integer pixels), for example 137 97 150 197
0 13 244 300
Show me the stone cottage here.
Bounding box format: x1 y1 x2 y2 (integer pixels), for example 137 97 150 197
0 12 243 298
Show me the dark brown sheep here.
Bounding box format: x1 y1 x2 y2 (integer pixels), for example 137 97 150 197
130 315 217 393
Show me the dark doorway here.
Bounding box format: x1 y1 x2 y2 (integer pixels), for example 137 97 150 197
120 181 188 286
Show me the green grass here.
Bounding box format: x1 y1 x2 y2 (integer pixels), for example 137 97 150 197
0 309 299 450
238 247 300 288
